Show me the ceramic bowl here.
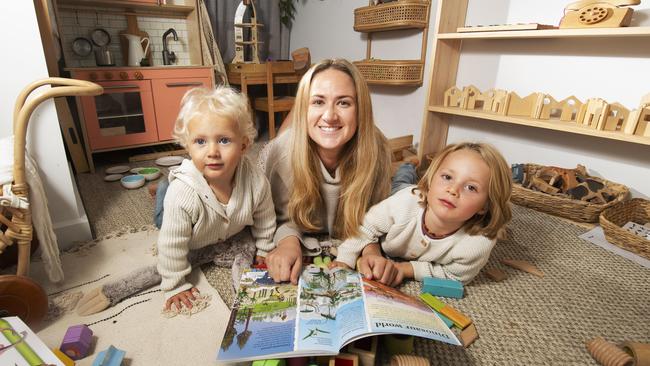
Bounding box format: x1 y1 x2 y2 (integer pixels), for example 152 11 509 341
137 167 161 181
121 174 145 189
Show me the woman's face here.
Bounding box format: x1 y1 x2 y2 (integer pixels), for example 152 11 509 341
307 68 358 161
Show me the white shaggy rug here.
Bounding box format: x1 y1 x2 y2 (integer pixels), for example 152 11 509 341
30 227 231 366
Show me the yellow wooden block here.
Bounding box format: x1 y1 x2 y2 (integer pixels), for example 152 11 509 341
52 348 75 366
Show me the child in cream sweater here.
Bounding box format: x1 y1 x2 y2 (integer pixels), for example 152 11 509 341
77 87 276 315
334 142 512 286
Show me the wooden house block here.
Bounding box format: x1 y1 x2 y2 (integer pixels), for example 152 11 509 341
624 108 642 135
443 86 462 107
538 95 562 120
637 107 650 137
491 90 510 115
558 96 583 122
459 85 481 109
602 102 630 132
479 89 507 113
506 92 540 118
577 98 608 129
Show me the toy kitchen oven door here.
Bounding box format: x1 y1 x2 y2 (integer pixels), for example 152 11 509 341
73 69 159 152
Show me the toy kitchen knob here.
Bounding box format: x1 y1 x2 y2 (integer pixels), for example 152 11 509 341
134 71 143 80
104 72 113 80
119 72 129 80
89 72 98 81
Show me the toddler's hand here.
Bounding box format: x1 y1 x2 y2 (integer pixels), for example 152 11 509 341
358 255 404 287
266 236 303 284
165 287 200 311
328 260 351 270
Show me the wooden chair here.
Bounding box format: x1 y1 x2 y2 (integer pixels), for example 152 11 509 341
253 61 297 139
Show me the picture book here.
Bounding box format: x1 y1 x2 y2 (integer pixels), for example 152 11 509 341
216 265 460 363
0 316 65 366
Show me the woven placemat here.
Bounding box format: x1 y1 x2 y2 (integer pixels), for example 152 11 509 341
204 204 650 365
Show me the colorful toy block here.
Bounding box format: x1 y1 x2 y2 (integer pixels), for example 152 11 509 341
252 360 286 366
91 345 125 366
420 293 472 329
422 277 464 298
431 309 455 328
52 348 75 366
60 324 93 360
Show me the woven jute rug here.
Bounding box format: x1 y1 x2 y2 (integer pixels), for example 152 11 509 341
203 204 650 365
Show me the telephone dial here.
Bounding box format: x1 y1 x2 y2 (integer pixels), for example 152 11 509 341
559 0 640 29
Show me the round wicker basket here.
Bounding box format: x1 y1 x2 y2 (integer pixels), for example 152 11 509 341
510 163 629 223
599 198 650 260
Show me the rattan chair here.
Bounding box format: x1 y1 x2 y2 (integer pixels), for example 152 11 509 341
0 77 102 326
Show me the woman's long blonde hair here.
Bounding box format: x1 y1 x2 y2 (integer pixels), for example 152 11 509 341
417 142 512 239
288 59 391 240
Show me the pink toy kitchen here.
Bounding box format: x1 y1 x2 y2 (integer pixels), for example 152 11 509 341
49 0 215 172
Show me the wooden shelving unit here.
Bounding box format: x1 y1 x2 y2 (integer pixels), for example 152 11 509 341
429 106 650 146
437 26 650 40
419 0 650 159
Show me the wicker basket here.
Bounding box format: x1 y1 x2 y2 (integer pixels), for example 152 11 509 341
511 163 629 223
354 0 430 32
599 198 650 260
353 59 424 86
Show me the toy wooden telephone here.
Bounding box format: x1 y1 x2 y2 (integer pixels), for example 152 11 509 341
559 0 640 28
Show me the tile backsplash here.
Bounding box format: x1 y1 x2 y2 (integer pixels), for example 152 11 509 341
60 9 190 68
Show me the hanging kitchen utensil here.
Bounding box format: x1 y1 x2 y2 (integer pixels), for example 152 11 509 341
72 37 93 57
91 28 111 47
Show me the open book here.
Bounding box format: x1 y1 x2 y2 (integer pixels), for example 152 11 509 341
216 265 460 363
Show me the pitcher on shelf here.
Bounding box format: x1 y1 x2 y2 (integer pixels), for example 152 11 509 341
122 34 150 67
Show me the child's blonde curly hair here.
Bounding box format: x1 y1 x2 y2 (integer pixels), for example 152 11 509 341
172 86 257 148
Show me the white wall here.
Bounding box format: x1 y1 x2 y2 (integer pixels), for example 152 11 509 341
291 0 650 198
290 0 433 139
1 2 92 249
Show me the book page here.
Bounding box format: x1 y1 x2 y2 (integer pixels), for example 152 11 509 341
296 265 369 352
217 270 298 362
363 278 461 346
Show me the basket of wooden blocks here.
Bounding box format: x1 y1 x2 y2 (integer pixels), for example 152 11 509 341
510 163 629 223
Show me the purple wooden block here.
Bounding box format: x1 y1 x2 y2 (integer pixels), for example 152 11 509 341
60 324 93 360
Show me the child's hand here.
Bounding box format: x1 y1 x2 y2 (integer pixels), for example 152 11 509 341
165 287 200 311
328 261 351 270
358 255 405 287
266 236 303 284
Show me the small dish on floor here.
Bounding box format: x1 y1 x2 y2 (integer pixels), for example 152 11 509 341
121 174 145 189
105 165 130 174
155 156 184 167
138 167 161 181
104 174 124 182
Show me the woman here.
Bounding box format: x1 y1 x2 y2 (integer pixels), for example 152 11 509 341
261 58 392 283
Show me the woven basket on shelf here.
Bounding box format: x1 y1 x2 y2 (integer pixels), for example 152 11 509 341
353 59 424 86
599 198 650 260
354 0 430 32
510 163 629 223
